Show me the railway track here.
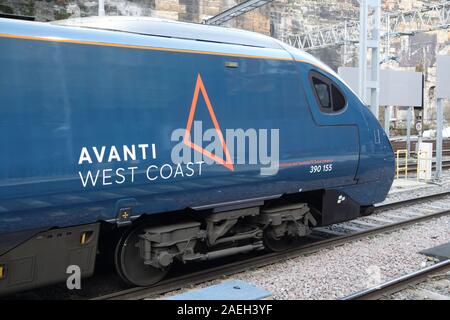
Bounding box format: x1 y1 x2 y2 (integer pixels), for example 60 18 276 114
391 138 450 174
396 158 450 173
342 259 450 300
92 191 450 300
390 139 450 153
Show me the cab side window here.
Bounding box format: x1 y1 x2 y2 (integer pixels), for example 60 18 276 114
310 71 346 113
331 84 346 111
312 77 331 110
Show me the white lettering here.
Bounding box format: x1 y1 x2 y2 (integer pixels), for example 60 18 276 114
138 144 149 160
174 163 184 178
123 145 136 161
78 147 92 164
92 146 106 163
78 170 100 187
108 146 121 162
128 166 138 183
103 169 113 185
116 168 126 184
146 165 158 181
160 164 173 179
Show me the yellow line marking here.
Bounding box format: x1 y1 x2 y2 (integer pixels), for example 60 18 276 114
0 33 331 73
0 33 294 61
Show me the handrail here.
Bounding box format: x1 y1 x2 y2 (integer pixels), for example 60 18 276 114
396 149 408 179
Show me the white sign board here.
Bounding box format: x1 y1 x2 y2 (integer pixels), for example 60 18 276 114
417 142 433 181
338 67 423 107
437 55 450 99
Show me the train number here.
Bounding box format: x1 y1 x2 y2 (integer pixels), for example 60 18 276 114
309 164 333 174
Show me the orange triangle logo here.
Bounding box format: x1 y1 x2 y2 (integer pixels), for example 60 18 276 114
183 74 234 171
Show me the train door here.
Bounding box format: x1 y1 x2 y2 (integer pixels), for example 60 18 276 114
300 67 361 188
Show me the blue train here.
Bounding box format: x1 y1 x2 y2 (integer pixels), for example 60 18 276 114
0 16 394 294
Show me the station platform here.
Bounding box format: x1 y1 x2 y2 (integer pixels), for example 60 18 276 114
421 242 450 261
389 178 431 194
165 279 272 300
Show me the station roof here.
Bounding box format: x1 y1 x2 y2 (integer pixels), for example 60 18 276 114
51 16 283 50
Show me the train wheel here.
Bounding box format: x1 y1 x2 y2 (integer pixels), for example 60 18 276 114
360 205 375 216
263 229 296 252
114 225 168 287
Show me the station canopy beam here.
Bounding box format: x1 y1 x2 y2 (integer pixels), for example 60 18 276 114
284 1 450 50
204 0 274 25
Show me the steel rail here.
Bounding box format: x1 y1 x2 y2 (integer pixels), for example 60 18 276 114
375 190 450 211
93 191 450 300
341 259 450 300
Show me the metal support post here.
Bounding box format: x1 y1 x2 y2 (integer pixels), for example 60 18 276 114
384 13 391 62
406 107 412 157
343 21 348 66
358 0 381 119
435 98 444 180
384 106 390 136
358 1 368 101
98 0 105 16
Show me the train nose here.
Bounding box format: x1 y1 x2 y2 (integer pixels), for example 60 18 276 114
380 128 396 182
354 103 396 186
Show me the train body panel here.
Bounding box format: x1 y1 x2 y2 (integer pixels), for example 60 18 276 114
0 17 394 294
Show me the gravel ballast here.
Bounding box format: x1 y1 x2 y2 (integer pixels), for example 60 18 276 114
160 174 450 300
382 171 450 204
162 216 449 300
